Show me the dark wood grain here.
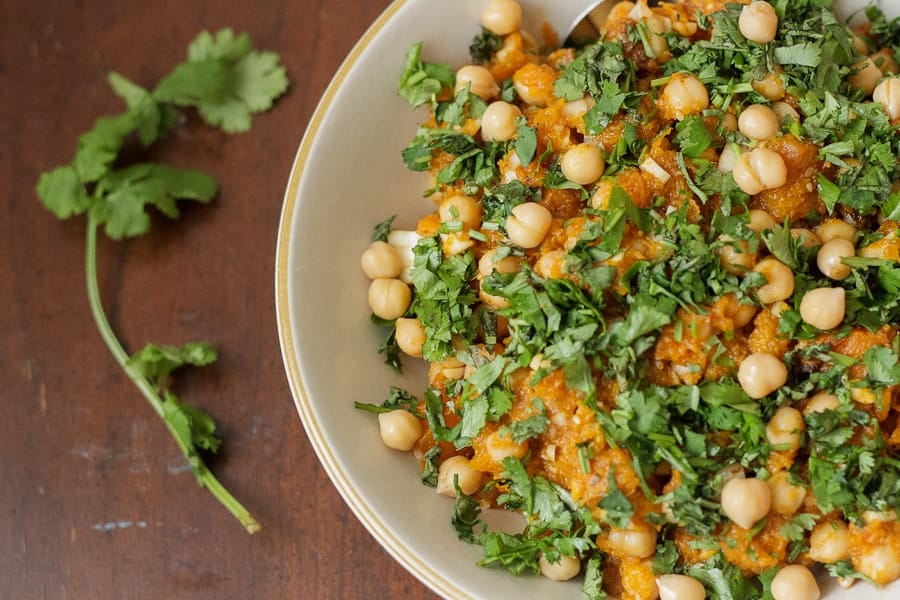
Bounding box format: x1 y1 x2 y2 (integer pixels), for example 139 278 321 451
0 1 438 598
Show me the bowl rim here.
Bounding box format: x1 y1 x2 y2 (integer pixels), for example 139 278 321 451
274 1 466 598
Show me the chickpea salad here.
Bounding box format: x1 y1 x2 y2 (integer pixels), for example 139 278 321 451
356 1 900 599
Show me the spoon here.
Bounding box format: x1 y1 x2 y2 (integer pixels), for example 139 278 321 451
561 0 664 46
563 0 616 46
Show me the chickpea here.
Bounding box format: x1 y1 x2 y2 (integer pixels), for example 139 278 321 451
506 202 552 249
360 241 403 280
718 143 741 172
768 471 806 515
455 65 499 100
721 476 772 529
481 0 522 36
562 97 590 121
863 509 898 524
850 386 889 406
480 101 522 142
855 544 900 584
436 455 483 497
560 143 606 185
606 527 657 559
772 101 800 124
769 300 791 318
748 209 777 234
790 228 821 249
513 74 549 107
770 565 820 600
481 285 510 311
872 48 899 74
733 302 759 328
722 111 739 132
538 553 581 581
715 464 746 493
852 33 870 56
443 232 474 256
799 287 846 330
656 574 707 600
717 235 755 273
478 249 521 277
643 15 671 58
439 194 482 230
803 392 839 415
428 357 466 383
739 1 778 44
849 57 882 95
368 278 411 320
816 238 855 280
809 521 850 564
815 218 856 243
661 73 710 120
753 70 785 101
732 148 787 195
753 258 794 304
534 249 567 280
766 406 805 450
378 410 422 451
395 317 426 357
485 429 528 463
873 77 900 120
738 352 788 399
738 104 780 140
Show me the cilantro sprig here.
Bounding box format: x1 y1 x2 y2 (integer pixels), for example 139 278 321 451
36 28 289 533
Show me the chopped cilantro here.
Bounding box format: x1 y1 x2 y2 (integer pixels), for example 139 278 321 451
469 27 503 64
371 215 396 242
397 42 455 109
514 117 537 165
598 469 634 528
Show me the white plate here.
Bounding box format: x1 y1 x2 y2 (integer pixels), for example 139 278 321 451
276 1 899 598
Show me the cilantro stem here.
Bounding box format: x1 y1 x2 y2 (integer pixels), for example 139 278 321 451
85 216 261 534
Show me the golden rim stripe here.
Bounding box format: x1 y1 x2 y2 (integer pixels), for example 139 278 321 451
275 2 469 598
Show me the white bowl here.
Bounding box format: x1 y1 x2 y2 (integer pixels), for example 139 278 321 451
276 1 899 598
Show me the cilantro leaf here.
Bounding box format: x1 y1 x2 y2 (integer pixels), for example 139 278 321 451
162 391 222 461
36 166 92 219
153 29 288 133
371 215 396 242
582 556 607 600
72 112 142 184
409 236 478 361
502 412 549 443
477 531 541 574
514 118 537 166
687 555 758 600
421 445 441 487
863 346 900 385
424 386 460 443
354 386 420 416
452 480 484 542
130 342 223 465
128 341 217 384
90 163 218 239
107 71 177 146
436 84 487 126
469 27 503 64
675 115 713 158
397 42 455 109
598 469 634 528
774 43 822 67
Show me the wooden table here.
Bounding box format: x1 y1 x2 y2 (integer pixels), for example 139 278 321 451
2 1 436 597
